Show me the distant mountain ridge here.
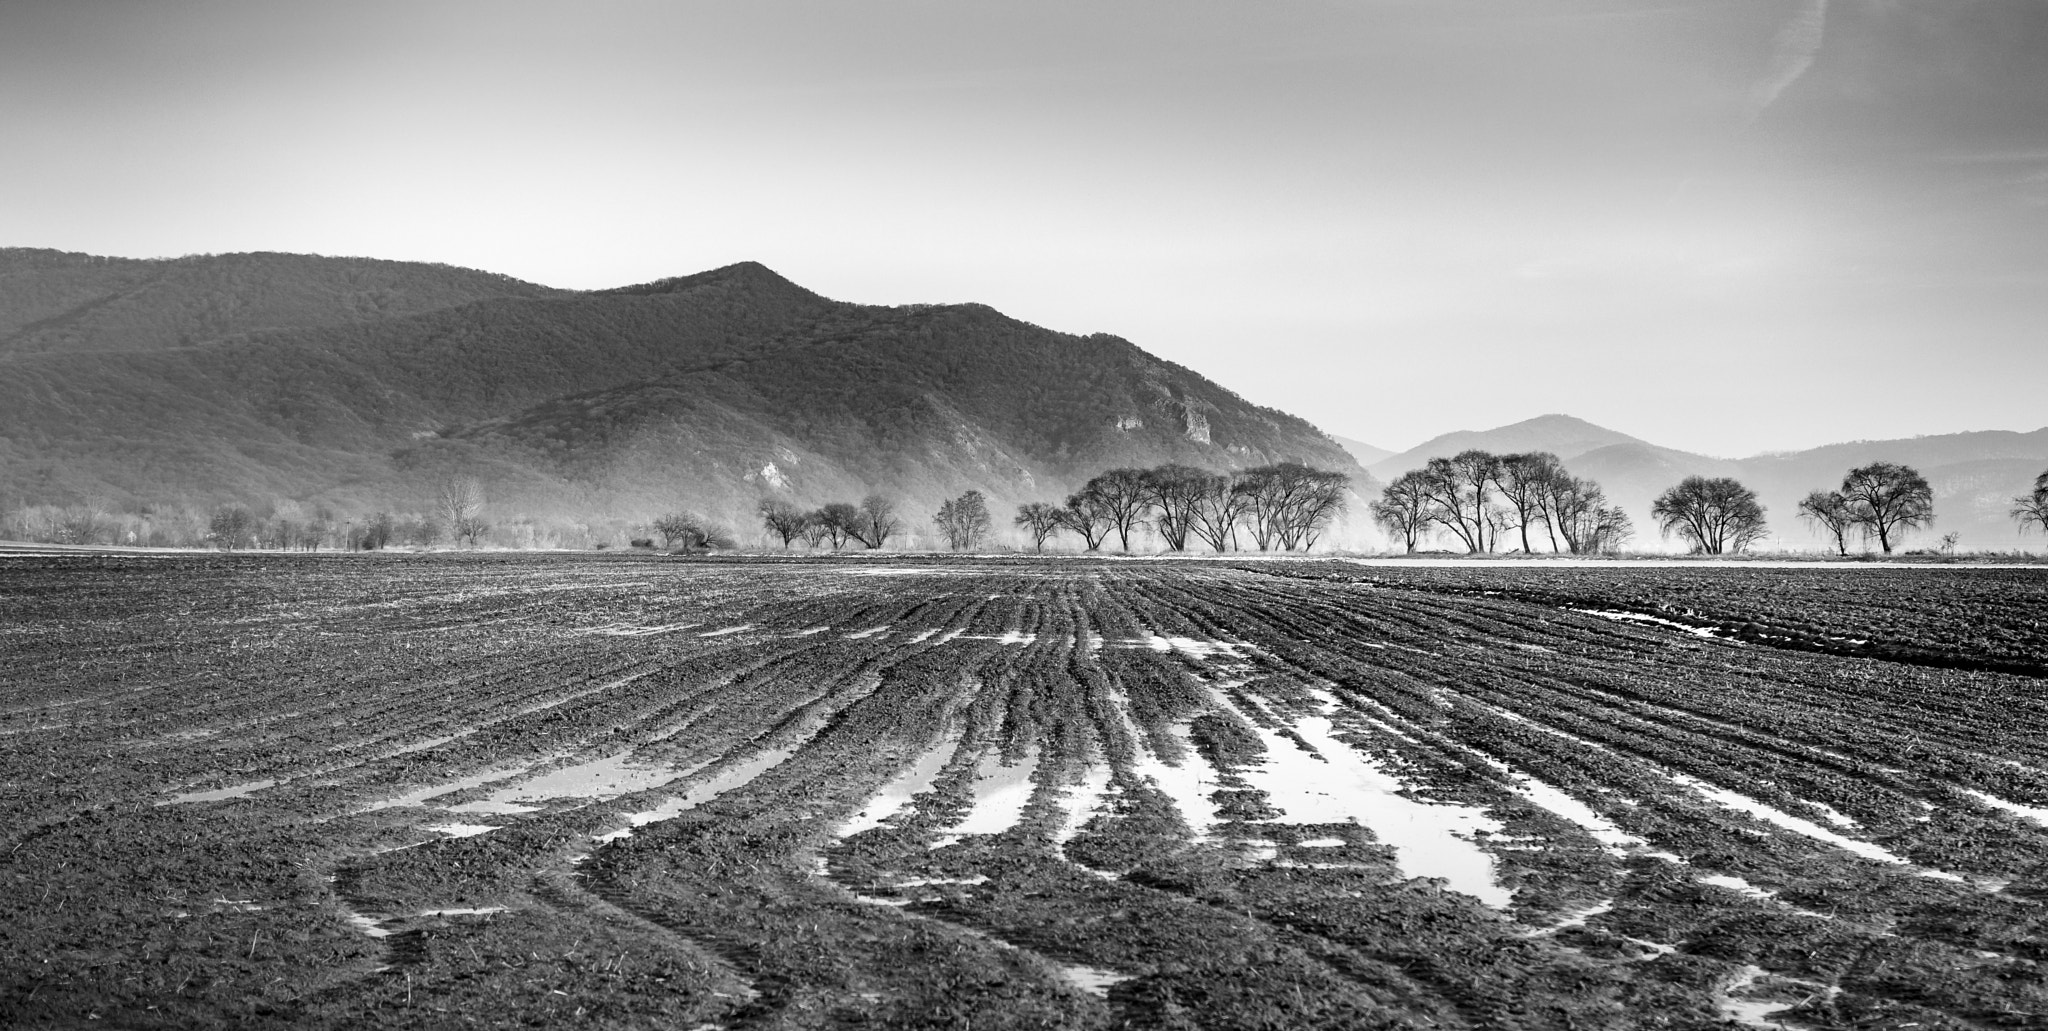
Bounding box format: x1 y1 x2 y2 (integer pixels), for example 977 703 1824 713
0 250 1363 544
1369 414 2048 552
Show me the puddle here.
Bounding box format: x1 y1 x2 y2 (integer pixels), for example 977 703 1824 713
416 906 508 918
1700 873 1775 900
792 627 831 636
1806 800 1857 828
838 735 966 839
1054 765 1115 845
892 875 989 888
442 800 542 815
584 622 698 637
158 779 277 805
1297 837 1347 848
1474 756 1644 850
1965 789 2048 828
1574 609 1729 641
1718 965 1791 1028
595 743 803 843
1670 773 1914 867
931 749 1041 847
904 628 938 644
1125 635 1249 660
1533 899 1613 934
1055 963 1132 998
426 822 500 838
478 752 694 806
1128 719 1224 841
346 914 393 939
844 626 890 639
1256 714 1509 907
698 625 753 637
363 763 544 811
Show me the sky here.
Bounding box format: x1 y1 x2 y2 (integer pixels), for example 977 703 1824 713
4 0 2045 457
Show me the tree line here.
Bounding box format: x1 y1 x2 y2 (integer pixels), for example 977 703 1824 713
1371 450 1632 554
1651 462 1962 555
748 462 1352 554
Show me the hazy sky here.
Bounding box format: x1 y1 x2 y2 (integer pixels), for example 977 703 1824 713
6 0 2045 456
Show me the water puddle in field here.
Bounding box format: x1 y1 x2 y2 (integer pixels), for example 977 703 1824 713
1533 899 1613 934
346 914 394 939
583 622 698 637
844 626 890 639
1261 714 1509 906
1965 789 2048 828
839 735 965 839
1473 756 1644 849
474 752 693 806
932 749 1041 847
792 626 831 636
1123 636 1251 660
1574 609 1729 641
362 763 541 811
905 628 938 644
1700 874 1775 900
416 906 508 918
443 799 541 815
698 625 754 637
956 631 1037 646
1056 963 1132 998
1718 966 1791 1028
426 822 500 838
1670 773 1917 868
1054 765 1115 845
1129 720 1224 841
595 744 802 843
1297 837 1347 847
158 779 278 805
1807 801 1857 828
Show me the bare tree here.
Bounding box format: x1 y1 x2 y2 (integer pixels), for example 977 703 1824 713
1013 502 1064 553
758 498 810 549
1541 475 1630 555
1141 465 1212 552
1240 463 1348 551
652 512 696 549
1372 470 1433 554
1496 452 1565 553
1796 489 1857 556
1074 468 1150 551
847 493 901 549
2014 470 2048 535
208 506 254 552
1839 462 1933 555
654 511 733 552
1189 474 1253 552
1058 492 1115 551
1651 477 1767 555
437 476 488 547
815 503 860 550
1415 450 1502 553
933 490 993 551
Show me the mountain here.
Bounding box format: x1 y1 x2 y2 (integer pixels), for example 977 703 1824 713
0 248 565 358
0 251 1365 545
1330 434 1394 468
1367 415 2048 553
1365 414 1645 480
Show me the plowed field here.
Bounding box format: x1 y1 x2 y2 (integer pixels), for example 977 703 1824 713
4 555 2045 1030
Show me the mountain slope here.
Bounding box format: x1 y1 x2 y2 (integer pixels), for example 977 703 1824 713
0 254 1364 541
0 248 565 358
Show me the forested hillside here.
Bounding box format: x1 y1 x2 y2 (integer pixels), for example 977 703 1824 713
0 253 1363 547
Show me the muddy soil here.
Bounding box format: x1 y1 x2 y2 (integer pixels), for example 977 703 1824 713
3 554 2044 1029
